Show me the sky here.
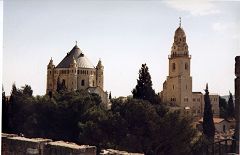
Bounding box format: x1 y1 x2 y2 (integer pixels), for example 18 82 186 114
2 0 240 97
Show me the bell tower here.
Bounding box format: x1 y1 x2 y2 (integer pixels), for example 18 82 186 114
162 18 192 108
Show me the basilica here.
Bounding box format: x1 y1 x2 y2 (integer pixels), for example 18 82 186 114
160 21 219 117
46 43 109 106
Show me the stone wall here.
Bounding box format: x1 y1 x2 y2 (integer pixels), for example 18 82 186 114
234 56 240 153
43 141 96 155
100 149 144 155
1 133 96 155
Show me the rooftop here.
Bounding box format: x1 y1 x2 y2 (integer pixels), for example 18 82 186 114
56 44 94 69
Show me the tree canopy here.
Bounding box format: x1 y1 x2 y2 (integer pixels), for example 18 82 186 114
132 64 159 104
227 92 235 118
202 84 215 140
3 83 199 154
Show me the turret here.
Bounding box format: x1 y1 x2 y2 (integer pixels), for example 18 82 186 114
96 59 104 89
69 56 78 91
47 57 55 94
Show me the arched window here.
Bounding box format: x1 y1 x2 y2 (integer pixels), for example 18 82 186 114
172 63 176 71
81 80 85 86
185 63 188 70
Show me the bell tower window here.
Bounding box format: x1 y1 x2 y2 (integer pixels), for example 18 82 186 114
185 63 188 70
172 63 176 71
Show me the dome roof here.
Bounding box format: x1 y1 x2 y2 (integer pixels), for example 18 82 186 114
56 45 94 69
77 53 94 68
175 27 186 37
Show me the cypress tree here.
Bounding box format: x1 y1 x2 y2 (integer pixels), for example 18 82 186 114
109 91 112 100
202 83 215 140
132 63 156 103
227 92 235 118
2 86 9 132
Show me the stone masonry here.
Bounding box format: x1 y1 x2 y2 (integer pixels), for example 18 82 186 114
235 56 240 153
1 133 96 155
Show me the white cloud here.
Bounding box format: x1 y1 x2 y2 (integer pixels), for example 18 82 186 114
212 22 240 40
164 0 220 16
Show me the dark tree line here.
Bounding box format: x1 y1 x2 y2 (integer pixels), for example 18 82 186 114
2 64 201 154
219 92 235 119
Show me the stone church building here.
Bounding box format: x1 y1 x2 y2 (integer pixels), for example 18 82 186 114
46 43 109 106
161 22 219 117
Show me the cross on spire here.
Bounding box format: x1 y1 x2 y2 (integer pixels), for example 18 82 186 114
75 41 78 46
179 17 181 27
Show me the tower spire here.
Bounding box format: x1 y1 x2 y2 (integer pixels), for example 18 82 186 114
179 17 181 27
75 41 78 46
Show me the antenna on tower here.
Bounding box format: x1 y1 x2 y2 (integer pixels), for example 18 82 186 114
75 41 78 46
179 17 182 27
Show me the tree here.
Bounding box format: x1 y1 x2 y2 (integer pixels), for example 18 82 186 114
227 92 235 118
2 86 10 132
109 91 112 100
132 64 156 103
202 84 215 140
219 96 227 118
22 85 33 96
110 98 196 154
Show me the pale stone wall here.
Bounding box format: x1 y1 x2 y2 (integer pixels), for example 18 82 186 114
43 141 96 155
192 93 203 116
209 94 220 117
52 68 97 92
1 133 96 155
101 149 144 155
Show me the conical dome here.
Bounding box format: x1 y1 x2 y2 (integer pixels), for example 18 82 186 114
56 44 94 69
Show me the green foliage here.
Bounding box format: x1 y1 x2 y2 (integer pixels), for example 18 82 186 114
110 98 196 154
2 86 10 132
6 84 197 155
132 64 157 104
202 84 215 140
109 91 112 100
22 84 33 96
219 96 227 118
227 92 235 118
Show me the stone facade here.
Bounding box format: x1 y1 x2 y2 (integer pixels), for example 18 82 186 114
46 43 109 106
1 133 96 155
234 56 239 153
161 24 219 117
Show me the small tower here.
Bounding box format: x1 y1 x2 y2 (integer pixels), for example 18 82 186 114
96 59 104 89
69 56 78 91
47 57 55 94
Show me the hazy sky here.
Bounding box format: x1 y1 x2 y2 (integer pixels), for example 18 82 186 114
2 0 240 97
